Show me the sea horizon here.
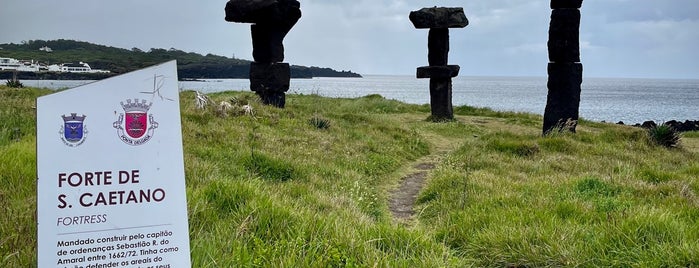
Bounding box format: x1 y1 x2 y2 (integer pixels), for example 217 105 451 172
21 75 699 124
359 74 699 81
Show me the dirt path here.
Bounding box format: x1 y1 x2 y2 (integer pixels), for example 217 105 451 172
388 162 436 220
386 134 453 221
386 116 466 221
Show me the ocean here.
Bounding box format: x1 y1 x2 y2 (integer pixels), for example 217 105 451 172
24 75 699 124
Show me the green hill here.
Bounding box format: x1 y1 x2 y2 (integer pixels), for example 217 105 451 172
0 39 362 79
2 85 698 266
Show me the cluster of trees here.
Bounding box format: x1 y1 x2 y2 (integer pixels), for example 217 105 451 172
0 39 361 79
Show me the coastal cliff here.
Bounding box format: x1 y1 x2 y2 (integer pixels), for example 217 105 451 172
0 39 362 80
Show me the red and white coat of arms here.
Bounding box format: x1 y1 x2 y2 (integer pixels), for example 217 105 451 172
113 98 158 146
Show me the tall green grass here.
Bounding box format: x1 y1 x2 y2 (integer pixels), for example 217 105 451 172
417 121 699 267
2 86 698 267
0 86 48 266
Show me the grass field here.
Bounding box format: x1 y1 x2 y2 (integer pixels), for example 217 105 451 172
1 85 698 267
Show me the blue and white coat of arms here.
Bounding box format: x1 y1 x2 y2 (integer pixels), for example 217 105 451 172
59 113 87 147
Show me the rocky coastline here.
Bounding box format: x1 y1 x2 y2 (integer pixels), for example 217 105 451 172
614 120 699 132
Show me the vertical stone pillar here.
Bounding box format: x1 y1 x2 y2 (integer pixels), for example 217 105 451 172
410 7 468 121
543 0 583 134
225 0 301 108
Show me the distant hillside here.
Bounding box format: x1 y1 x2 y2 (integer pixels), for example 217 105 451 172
0 39 362 79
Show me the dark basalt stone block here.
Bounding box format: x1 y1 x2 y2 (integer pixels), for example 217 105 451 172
547 62 582 93
249 62 290 92
251 24 286 63
409 7 468 29
543 63 583 133
428 28 450 66
548 39 580 63
225 0 301 25
416 65 460 79
548 9 581 62
429 78 454 120
225 0 275 23
550 0 583 9
549 9 581 36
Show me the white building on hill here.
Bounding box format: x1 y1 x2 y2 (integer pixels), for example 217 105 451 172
48 62 109 73
0 57 110 73
0 57 21 70
0 57 43 72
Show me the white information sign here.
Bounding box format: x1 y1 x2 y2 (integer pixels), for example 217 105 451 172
37 61 191 268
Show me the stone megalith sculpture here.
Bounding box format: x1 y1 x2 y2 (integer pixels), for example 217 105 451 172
225 0 301 108
543 0 583 134
409 7 468 121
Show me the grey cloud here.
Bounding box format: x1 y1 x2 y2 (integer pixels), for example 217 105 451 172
1 0 697 78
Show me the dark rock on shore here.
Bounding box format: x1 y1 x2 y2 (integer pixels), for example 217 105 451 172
641 121 657 129
665 120 699 132
625 120 699 132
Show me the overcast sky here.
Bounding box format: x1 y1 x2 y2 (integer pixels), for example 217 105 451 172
1 0 698 79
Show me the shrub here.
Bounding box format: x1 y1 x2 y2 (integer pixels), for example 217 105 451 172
5 79 23 88
309 116 331 129
647 124 681 148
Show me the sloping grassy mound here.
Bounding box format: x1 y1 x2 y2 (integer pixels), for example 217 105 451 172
1 85 698 267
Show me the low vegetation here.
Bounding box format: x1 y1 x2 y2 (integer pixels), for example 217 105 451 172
5 79 23 88
1 85 698 267
647 123 682 148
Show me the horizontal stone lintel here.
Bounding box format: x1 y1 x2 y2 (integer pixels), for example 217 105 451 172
550 0 583 9
410 7 468 29
416 65 460 79
225 0 301 24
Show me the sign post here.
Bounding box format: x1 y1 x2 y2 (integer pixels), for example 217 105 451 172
37 61 191 268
